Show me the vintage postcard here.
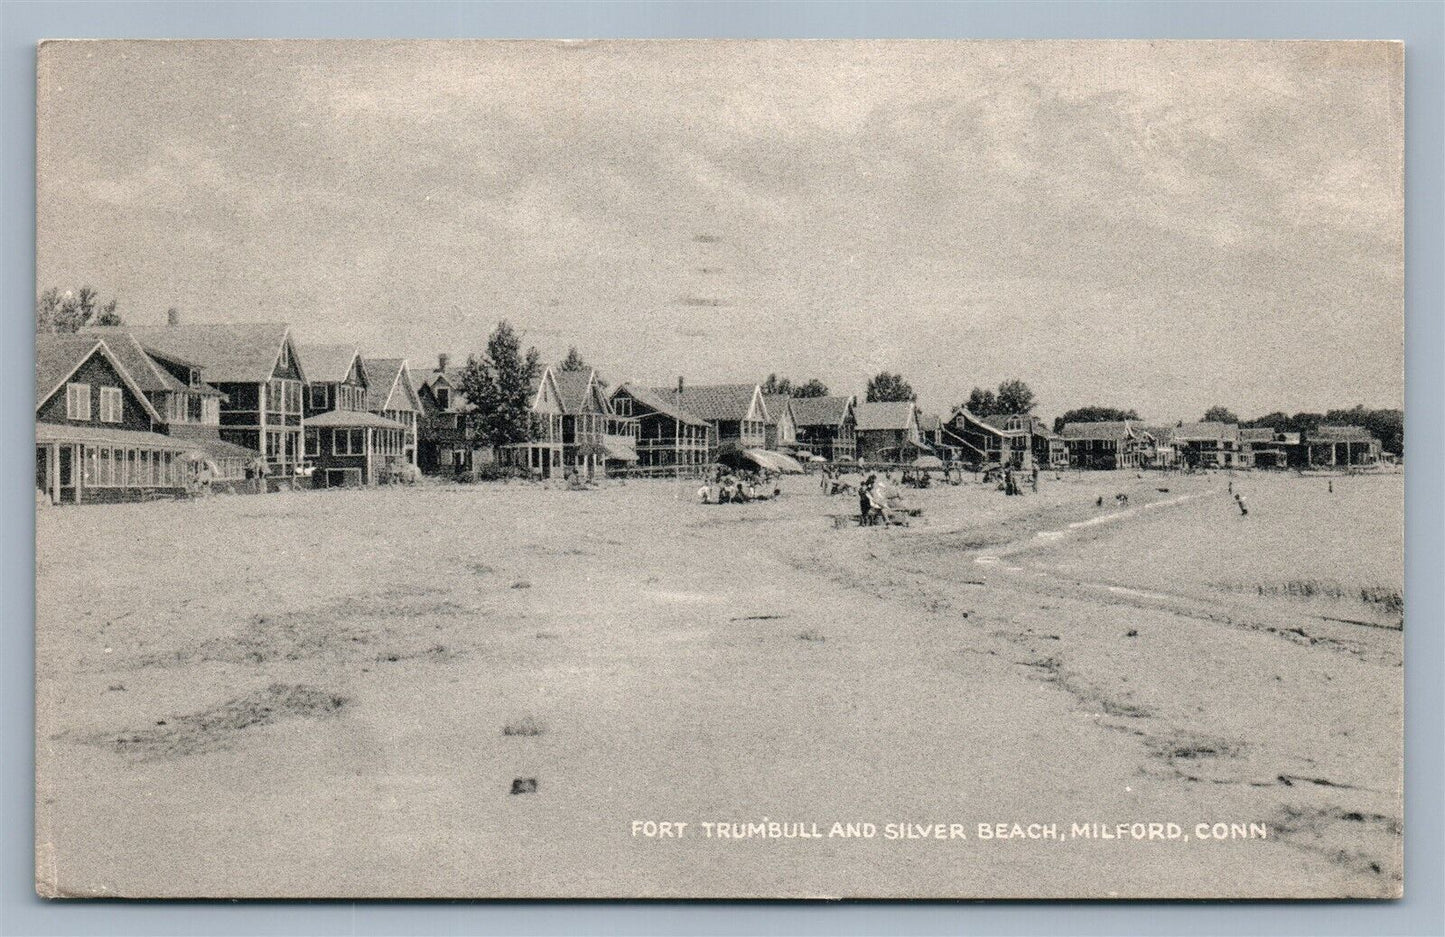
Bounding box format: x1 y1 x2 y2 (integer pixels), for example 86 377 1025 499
34 40 1403 899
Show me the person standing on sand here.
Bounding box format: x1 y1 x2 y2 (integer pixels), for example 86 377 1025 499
1235 492 1249 516
1031 464 1040 493
859 476 874 525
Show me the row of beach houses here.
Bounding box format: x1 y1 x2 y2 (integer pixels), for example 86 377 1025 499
35 321 1383 505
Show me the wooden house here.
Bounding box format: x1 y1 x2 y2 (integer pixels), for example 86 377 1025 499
494 366 565 477
89 323 308 482
650 383 769 457
853 401 927 463
363 358 422 466
36 335 195 504
1138 425 1180 469
556 367 630 479
609 383 710 471
944 409 1066 469
1058 421 1149 469
299 345 409 487
761 394 799 451
1173 421 1242 469
1238 428 1302 469
789 395 857 462
1306 425 1381 467
414 355 478 475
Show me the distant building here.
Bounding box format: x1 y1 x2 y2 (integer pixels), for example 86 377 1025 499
762 394 798 451
363 358 422 467
36 334 194 504
854 400 925 463
945 409 1066 469
300 344 410 487
1173 421 1242 469
414 355 478 475
556 367 636 478
609 383 710 471
648 383 768 457
1137 425 1179 469
790 395 857 462
1058 421 1149 470
1306 425 1381 467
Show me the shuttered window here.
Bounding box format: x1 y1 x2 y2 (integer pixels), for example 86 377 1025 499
66 383 91 420
99 387 123 423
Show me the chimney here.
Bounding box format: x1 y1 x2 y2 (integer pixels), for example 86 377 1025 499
676 376 684 397
166 306 181 327
438 352 450 372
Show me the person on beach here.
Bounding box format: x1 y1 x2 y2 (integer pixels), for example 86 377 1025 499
1235 492 1249 516
859 475 875 525
1031 464 1040 493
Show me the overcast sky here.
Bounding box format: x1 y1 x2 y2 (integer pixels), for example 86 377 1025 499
37 40 1403 421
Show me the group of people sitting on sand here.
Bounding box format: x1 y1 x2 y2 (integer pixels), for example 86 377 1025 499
857 473 920 526
697 468 781 504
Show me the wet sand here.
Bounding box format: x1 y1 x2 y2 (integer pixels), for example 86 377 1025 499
35 470 1403 898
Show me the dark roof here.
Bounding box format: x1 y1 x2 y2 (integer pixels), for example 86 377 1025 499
363 358 419 413
649 383 759 422
761 394 793 424
613 383 709 427
299 344 362 385
86 323 297 384
1311 424 1376 442
418 367 471 412
305 409 408 430
554 369 606 415
1239 427 1276 443
1059 421 1137 440
788 395 852 428
1138 424 1176 444
854 401 916 432
36 334 106 404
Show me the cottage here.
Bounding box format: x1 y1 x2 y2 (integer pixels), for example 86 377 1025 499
414 355 478 475
1058 421 1149 470
789 395 857 463
761 394 800 452
89 322 308 482
495 367 565 477
299 345 409 487
556 367 627 479
649 383 768 457
1306 425 1381 467
853 401 927 464
609 383 710 472
1173 422 1242 469
944 409 1065 470
363 358 422 466
36 335 195 504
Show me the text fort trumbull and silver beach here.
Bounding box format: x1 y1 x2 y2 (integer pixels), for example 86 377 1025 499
33 39 1403 899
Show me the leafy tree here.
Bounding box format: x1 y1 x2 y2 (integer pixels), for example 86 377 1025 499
761 373 793 396
559 347 588 371
791 378 829 398
1202 405 1240 424
1324 405 1403 455
865 371 915 403
459 320 543 451
996 379 1036 415
36 286 122 333
1053 406 1141 434
965 387 997 416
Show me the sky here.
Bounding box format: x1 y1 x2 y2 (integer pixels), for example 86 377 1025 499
37 40 1404 422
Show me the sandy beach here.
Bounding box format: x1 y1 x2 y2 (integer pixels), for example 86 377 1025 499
35 470 1403 899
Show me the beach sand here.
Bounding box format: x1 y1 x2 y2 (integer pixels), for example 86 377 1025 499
35 469 1403 898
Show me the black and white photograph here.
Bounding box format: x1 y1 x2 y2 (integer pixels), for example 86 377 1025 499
33 39 1404 899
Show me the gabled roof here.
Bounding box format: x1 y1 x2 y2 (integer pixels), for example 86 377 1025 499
34 334 166 424
1059 420 1141 441
649 383 761 422
612 383 709 427
554 368 611 416
1174 421 1240 442
299 344 366 386
762 394 794 425
854 401 917 432
417 366 470 412
789 395 854 428
86 323 303 384
363 358 421 413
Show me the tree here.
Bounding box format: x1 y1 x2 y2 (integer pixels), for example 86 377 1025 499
995 379 1036 415
791 378 829 398
559 347 588 371
965 387 998 416
761 373 793 396
1053 406 1141 433
36 286 122 333
1202 406 1240 424
866 371 915 403
458 320 543 450
1324 405 1403 456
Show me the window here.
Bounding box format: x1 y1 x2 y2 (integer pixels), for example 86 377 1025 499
66 383 91 420
305 428 320 457
435 388 451 410
311 384 330 410
278 343 290 368
99 387 123 423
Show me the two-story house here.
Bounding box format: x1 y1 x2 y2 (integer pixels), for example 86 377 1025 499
609 383 710 473
789 395 857 463
300 344 410 487
854 401 926 463
363 358 422 467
